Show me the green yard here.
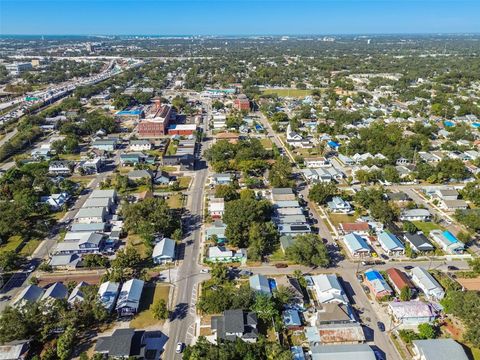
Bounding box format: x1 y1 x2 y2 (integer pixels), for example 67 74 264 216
412 221 444 236
0 236 23 254
178 176 192 189
126 234 149 258
129 284 171 329
261 88 313 98
166 193 184 209
20 239 42 256
260 138 273 149
329 213 359 227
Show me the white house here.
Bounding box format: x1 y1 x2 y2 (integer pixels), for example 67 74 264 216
116 279 144 316
152 238 176 264
311 274 349 305
208 198 225 219
129 139 152 151
410 267 444 301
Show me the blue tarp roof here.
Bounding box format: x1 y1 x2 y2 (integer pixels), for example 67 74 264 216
328 140 340 148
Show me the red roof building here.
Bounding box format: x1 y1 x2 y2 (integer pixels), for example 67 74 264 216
339 222 370 235
386 267 417 295
234 96 250 111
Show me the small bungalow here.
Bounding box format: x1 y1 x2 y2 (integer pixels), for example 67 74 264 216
429 230 464 254
403 232 434 252
327 197 352 214
377 231 405 256
410 267 444 301
388 301 436 326
152 238 176 264
342 233 371 258
386 267 417 295
98 281 120 313
116 279 144 316
249 274 271 296
364 269 393 299
282 309 302 330
41 282 68 303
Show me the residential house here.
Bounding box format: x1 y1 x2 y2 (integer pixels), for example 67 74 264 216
311 274 349 305
388 301 436 326
410 267 444 301
98 281 120 313
208 197 225 219
48 161 72 175
339 222 370 236
429 230 464 254
0 340 31 360
207 246 246 263
364 269 393 299
249 274 271 296
41 282 68 303
152 238 176 264
310 344 376 360
127 169 152 182
70 222 106 232
276 276 305 308
129 139 152 152
386 268 417 295
278 223 311 237
55 232 105 255
120 152 147 166
315 303 365 345
441 199 468 210
412 339 468 360
78 157 103 174
271 188 296 202
211 310 258 343
291 346 305 360
95 329 146 359
83 197 113 213
74 207 106 224
40 192 70 211
92 138 117 151
49 254 81 269
116 279 144 316
327 197 352 214
304 157 330 168
342 233 371 258
90 189 117 202
205 221 227 243
211 173 233 185
68 281 88 304
12 285 44 307
400 209 432 222
377 231 405 256
282 309 302 330
403 232 434 252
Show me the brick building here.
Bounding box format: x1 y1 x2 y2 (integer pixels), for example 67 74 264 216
234 95 250 111
138 99 172 138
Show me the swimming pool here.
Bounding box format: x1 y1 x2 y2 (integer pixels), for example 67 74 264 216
472 123 480 128
444 121 455 127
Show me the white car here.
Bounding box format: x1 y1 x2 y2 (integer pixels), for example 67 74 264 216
200 269 210 274
175 342 184 353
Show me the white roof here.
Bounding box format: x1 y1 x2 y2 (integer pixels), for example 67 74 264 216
389 301 435 319
312 274 348 304
411 267 443 292
152 238 176 259
115 279 144 311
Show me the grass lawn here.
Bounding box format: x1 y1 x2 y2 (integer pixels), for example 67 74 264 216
130 284 171 329
178 176 192 189
470 347 480 360
126 234 149 258
166 194 183 209
70 176 95 187
20 239 42 256
59 153 82 161
329 213 359 227
165 143 177 156
0 236 23 254
261 88 313 98
269 248 287 262
412 221 443 236
260 138 273 149
161 166 178 172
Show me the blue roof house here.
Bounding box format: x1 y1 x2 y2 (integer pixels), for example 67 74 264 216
377 231 405 256
430 230 464 254
249 274 272 296
343 233 371 258
364 269 393 299
283 309 302 329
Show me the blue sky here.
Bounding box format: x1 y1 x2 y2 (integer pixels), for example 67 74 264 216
1 1 479 35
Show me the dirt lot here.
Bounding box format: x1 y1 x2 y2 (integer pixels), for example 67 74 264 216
37 271 105 286
456 277 480 291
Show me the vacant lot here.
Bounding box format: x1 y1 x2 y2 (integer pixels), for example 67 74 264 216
130 283 171 329
261 88 313 98
412 221 443 235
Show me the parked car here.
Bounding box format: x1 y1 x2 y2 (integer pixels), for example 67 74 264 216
377 321 385 332
275 263 288 268
447 265 459 271
200 268 210 273
404 265 414 270
176 343 184 353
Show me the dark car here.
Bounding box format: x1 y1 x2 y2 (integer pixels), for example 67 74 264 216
404 265 414 270
447 265 459 271
275 263 288 268
377 321 385 332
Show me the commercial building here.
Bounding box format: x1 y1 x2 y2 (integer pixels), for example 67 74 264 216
138 100 172 138
5 62 32 75
168 124 197 136
234 95 250 111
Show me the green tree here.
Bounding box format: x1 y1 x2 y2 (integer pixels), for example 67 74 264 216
286 234 330 268
308 182 337 204
400 286 412 301
215 184 239 202
418 323 437 339
268 157 293 188
152 299 169 320
403 221 418 234
251 294 278 323
57 326 76 360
